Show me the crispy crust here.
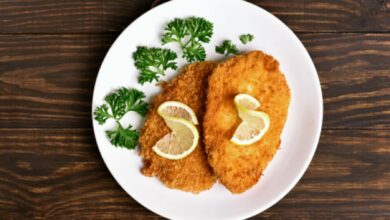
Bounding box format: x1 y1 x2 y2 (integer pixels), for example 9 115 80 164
203 51 291 193
139 62 216 193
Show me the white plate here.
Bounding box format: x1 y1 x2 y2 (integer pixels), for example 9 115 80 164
92 0 323 219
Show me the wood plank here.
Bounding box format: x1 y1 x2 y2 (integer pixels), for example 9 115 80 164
260 129 390 219
0 34 113 129
256 0 390 33
0 129 388 218
0 0 389 34
1 33 389 129
0 128 158 219
300 33 390 129
0 0 156 34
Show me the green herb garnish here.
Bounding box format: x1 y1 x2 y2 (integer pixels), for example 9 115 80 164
94 87 148 149
239 34 254 44
106 124 139 149
215 40 239 56
133 46 177 85
162 17 214 62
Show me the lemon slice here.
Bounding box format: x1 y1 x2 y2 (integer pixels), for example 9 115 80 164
153 101 199 160
152 116 199 160
234 93 261 110
157 101 198 125
231 94 270 145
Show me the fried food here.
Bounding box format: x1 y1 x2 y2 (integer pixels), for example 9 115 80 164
203 51 291 193
140 61 216 193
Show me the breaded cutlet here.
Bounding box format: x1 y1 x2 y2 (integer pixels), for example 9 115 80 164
139 61 216 193
203 51 291 193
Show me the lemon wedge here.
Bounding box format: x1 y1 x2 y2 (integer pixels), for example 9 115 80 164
153 101 199 160
231 94 270 145
157 101 198 125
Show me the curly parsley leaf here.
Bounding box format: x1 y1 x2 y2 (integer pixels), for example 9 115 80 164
239 34 254 44
185 17 213 43
215 40 239 56
183 41 206 62
162 17 213 62
161 18 187 44
93 87 148 150
94 104 112 125
118 87 148 117
105 90 127 120
133 46 177 84
107 123 139 150
102 87 148 120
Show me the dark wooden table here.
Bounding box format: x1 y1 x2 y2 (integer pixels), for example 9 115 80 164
0 0 389 219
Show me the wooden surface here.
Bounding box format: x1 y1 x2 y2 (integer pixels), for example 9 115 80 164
0 0 389 219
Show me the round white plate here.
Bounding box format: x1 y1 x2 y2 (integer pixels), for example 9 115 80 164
92 0 323 219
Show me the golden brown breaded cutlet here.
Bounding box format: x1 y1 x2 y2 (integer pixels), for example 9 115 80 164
203 51 291 193
139 61 216 193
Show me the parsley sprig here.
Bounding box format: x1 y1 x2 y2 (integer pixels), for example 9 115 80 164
94 87 148 149
215 40 239 56
162 17 213 62
133 46 177 85
239 34 255 44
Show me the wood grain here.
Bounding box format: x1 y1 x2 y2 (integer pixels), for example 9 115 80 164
261 129 390 219
1 34 389 129
0 0 389 34
300 33 390 129
0 129 157 219
0 129 388 219
0 34 112 129
1 0 389 219
256 0 390 33
0 0 156 34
